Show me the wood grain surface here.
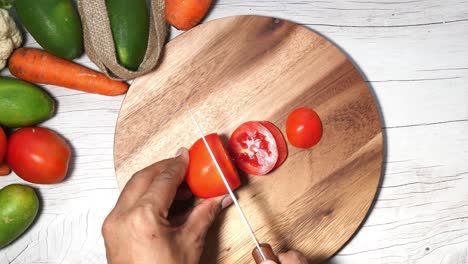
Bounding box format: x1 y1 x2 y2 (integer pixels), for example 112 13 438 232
114 16 383 263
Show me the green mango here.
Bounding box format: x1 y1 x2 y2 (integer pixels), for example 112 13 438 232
0 184 39 248
0 77 55 128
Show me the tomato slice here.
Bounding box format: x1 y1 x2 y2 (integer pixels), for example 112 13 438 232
259 121 288 169
186 133 241 198
229 121 278 176
286 107 323 148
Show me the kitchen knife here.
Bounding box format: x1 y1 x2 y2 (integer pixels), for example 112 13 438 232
188 109 279 264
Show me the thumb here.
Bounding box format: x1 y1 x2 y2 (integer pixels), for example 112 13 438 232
183 195 233 241
261 261 278 264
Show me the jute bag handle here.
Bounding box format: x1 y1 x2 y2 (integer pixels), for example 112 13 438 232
77 0 168 80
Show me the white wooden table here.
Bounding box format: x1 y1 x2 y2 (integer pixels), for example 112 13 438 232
1 1 467 263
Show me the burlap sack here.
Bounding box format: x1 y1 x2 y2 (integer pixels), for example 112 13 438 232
77 0 168 80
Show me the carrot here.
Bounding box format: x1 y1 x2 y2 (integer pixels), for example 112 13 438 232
165 0 212 31
8 48 129 96
0 163 10 176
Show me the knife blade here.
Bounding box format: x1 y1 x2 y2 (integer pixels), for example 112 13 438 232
187 108 269 261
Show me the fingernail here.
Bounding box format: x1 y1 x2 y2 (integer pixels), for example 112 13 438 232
175 148 184 157
221 195 233 209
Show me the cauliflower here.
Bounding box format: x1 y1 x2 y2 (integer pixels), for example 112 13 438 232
0 8 21 70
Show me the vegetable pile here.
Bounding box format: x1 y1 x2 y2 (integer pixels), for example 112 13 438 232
0 0 129 183
0 0 216 248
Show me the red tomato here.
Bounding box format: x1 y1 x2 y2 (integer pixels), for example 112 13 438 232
6 127 71 184
229 121 278 176
259 121 288 169
286 107 323 148
0 127 6 162
186 133 240 198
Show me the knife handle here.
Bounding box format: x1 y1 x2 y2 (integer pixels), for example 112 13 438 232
252 243 279 263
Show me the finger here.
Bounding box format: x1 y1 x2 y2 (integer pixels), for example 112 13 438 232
261 261 278 264
115 159 172 210
141 148 189 216
183 195 233 242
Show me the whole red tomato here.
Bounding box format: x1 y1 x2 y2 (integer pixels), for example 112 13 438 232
186 133 240 198
0 127 6 162
286 107 323 149
6 127 71 184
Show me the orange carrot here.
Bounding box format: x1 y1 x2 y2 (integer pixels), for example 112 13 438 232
0 163 10 176
9 48 129 96
165 0 212 31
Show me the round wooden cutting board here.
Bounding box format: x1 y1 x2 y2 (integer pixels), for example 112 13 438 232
114 16 383 263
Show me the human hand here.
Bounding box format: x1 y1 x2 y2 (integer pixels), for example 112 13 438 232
102 148 233 264
261 250 309 264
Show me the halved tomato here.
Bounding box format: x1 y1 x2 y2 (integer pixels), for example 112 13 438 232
229 121 278 176
186 133 241 198
260 121 288 168
286 107 322 148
